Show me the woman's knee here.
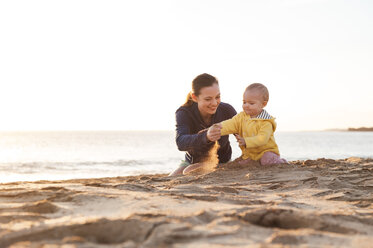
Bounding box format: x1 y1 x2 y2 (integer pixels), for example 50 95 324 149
182 162 204 175
169 161 190 176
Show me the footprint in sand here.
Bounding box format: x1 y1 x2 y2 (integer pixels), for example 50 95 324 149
0 216 156 247
239 208 361 235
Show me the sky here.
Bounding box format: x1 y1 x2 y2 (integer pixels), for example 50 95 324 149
1 0 372 131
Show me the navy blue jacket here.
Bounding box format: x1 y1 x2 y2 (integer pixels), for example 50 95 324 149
175 102 237 164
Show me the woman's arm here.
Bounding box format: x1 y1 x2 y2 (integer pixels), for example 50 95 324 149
175 110 212 151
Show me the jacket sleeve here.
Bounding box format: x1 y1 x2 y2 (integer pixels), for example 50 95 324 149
175 110 212 151
244 121 273 148
220 114 240 136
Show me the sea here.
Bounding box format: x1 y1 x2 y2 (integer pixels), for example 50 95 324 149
1 131 372 183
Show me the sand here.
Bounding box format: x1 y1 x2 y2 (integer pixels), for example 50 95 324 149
1 157 373 247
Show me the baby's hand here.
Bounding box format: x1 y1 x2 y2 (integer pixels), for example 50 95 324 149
212 123 222 129
207 123 222 142
234 134 246 147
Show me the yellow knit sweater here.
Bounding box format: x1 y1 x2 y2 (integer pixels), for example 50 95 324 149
220 110 280 161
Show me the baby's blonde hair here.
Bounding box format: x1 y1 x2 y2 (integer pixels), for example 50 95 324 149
245 83 269 102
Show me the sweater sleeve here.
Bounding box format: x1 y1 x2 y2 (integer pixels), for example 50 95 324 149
220 115 239 136
244 121 273 148
175 109 212 151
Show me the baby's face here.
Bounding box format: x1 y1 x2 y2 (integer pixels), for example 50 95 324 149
242 90 266 117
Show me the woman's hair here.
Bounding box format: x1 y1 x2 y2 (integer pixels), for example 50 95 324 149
245 83 269 102
183 73 219 107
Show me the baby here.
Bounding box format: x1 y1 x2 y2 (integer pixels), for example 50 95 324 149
211 83 287 165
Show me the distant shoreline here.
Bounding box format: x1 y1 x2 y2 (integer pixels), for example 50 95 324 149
347 127 373 132
324 127 373 132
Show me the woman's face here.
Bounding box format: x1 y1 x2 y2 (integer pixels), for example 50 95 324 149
193 83 221 116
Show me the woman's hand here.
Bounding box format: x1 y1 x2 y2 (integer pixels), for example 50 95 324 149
234 134 246 147
207 123 222 142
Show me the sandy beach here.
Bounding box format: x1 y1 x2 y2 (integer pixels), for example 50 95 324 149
1 157 373 247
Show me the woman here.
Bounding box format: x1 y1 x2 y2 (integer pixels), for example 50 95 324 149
169 73 237 176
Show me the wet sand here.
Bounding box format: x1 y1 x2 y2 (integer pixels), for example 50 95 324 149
1 157 373 247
